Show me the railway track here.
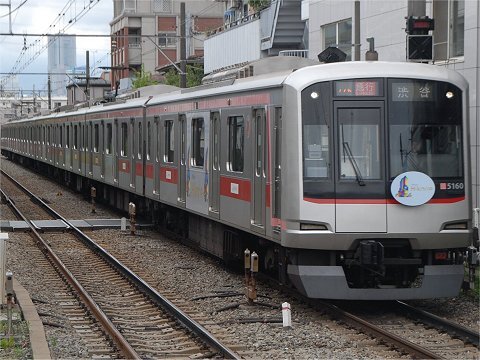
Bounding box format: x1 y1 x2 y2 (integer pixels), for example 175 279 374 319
1 169 243 359
329 300 479 359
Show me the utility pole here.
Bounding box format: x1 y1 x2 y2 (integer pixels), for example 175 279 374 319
180 2 187 88
0 1 12 34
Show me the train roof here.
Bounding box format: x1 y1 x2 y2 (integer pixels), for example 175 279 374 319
284 61 469 91
4 61 468 126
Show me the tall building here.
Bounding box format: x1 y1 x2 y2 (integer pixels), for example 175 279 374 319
110 0 224 92
48 35 77 96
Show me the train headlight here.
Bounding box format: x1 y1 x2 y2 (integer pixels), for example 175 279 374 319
310 91 319 99
446 91 454 99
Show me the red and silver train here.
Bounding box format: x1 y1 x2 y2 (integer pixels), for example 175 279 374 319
1 60 473 300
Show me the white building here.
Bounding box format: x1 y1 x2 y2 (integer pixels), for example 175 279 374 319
48 35 77 97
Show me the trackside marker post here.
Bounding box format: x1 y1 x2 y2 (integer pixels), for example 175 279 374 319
282 302 292 327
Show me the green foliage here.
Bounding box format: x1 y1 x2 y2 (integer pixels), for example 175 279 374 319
132 65 158 89
164 65 204 88
0 337 15 349
248 0 270 11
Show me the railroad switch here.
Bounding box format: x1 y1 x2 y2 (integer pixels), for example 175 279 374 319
244 249 258 304
90 187 96 214
128 202 136 236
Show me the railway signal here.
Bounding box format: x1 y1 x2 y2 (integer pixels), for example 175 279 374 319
406 16 434 61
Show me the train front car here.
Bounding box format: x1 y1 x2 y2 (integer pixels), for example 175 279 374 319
281 62 471 300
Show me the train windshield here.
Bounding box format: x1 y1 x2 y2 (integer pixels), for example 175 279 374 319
301 78 464 198
388 79 463 179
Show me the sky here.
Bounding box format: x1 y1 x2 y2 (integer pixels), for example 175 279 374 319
0 0 113 95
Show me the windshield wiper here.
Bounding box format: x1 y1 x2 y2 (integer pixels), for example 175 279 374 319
342 141 365 186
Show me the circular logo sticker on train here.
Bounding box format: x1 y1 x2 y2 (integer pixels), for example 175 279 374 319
390 171 435 206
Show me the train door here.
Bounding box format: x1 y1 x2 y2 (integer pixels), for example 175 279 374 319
134 119 143 193
185 112 209 215
251 108 266 233
178 114 187 206
209 112 220 218
153 116 161 198
333 101 386 232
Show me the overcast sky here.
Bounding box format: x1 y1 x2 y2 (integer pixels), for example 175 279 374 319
0 0 113 94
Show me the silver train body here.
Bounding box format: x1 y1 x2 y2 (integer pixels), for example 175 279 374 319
1 61 472 300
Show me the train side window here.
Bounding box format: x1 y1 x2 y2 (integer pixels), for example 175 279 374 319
147 121 151 160
164 120 174 163
47 126 50 145
192 118 204 167
94 124 99 153
73 125 78 149
66 126 70 148
228 116 244 172
121 123 128 157
59 126 63 148
106 123 112 154
138 122 142 159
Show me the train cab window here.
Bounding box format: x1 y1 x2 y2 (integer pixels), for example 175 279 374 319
192 118 205 167
301 82 331 180
164 120 174 163
388 79 463 179
106 124 113 155
228 116 244 172
94 124 99 153
121 123 128 157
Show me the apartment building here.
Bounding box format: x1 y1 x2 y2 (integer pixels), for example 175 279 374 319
110 0 224 90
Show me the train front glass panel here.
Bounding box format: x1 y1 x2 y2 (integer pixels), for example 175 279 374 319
301 78 464 201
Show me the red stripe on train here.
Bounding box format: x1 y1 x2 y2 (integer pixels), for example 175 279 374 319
160 166 178 184
220 176 251 202
304 197 465 204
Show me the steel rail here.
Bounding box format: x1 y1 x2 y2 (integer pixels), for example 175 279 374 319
396 301 480 347
1 172 140 359
319 301 442 359
1 170 242 360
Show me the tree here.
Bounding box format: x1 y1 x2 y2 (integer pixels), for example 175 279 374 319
132 65 158 89
248 0 270 12
164 64 204 88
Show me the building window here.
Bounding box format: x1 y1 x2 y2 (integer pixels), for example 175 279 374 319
434 0 464 60
165 120 174 163
323 19 352 61
228 116 244 172
192 118 205 167
158 33 177 47
154 0 172 13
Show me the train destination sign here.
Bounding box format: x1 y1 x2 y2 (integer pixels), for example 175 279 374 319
392 81 434 101
334 79 381 97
